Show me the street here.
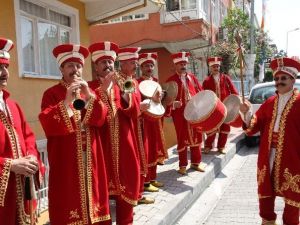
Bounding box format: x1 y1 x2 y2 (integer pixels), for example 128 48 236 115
176 146 285 225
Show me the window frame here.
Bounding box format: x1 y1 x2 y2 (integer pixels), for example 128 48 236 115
14 0 80 79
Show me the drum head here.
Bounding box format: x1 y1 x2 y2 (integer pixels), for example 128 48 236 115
184 90 217 122
223 94 241 123
139 80 162 98
161 81 178 106
143 99 165 116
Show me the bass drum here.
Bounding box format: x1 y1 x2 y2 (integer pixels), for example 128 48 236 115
184 90 227 133
223 94 243 128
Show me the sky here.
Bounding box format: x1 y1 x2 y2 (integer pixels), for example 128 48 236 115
254 0 300 57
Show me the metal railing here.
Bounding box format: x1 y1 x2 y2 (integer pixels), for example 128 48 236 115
36 140 49 214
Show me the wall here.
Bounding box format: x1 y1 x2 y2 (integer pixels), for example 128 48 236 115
0 0 91 139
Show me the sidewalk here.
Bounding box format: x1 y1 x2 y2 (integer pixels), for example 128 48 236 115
129 128 244 225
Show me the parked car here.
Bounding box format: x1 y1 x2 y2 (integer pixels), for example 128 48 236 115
244 80 300 147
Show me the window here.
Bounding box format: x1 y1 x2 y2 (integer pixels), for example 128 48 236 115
102 14 148 24
166 0 196 11
16 0 79 78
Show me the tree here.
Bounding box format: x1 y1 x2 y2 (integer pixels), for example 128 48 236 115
210 8 250 74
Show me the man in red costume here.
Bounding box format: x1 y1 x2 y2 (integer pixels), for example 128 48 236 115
240 57 300 225
88 42 142 224
137 52 168 192
118 47 154 205
203 57 239 154
0 38 44 224
39 44 110 225
165 52 205 175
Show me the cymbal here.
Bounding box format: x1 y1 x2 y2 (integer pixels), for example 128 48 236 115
161 81 178 107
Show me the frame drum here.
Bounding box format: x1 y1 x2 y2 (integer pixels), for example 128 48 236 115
142 99 165 121
223 94 243 127
184 90 227 133
139 80 162 98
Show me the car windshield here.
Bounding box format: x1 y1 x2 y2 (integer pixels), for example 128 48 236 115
249 83 300 104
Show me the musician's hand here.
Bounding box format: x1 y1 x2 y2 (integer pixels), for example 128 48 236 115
10 156 38 176
240 99 251 114
173 101 182 109
152 91 162 103
64 81 81 106
140 101 150 112
79 79 95 100
101 72 114 92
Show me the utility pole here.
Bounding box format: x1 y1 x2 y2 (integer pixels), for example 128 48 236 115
249 0 255 54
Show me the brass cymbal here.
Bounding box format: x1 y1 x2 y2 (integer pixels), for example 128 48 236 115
161 81 178 107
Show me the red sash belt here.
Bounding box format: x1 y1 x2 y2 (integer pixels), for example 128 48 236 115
271 132 278 149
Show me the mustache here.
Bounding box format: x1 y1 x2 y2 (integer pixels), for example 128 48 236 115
103 66 113 72
275 83 286 87
181 67 186 71
70 72 81 77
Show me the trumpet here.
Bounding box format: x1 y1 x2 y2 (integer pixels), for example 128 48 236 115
123 78 135 93
73 89 86 110
113 72 135 93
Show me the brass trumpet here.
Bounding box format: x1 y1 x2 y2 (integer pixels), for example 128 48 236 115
113 72 135 93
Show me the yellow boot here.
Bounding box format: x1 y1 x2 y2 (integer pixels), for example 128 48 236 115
203 147 211 154
190 163 205 172
138 196 155 204
177 167 187 175
218 148 226 154
150 180 164 188
144 183 159 192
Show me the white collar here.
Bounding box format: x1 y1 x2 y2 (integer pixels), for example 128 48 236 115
0 91 3 102
278 89 293 98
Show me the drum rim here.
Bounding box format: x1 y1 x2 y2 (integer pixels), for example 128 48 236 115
139 80 162 98
223 94 241 124
204 110 227 133
185 91 218 123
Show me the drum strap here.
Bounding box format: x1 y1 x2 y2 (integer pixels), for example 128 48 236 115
187 74 201 93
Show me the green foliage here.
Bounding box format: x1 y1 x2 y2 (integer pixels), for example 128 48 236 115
222 8 250 47
210 8 250 74
263 70 273 82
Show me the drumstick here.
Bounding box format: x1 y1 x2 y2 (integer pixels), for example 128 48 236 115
149 86 159 105
235 31 246 104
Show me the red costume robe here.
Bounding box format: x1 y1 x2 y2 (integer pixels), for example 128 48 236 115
39 81 110 225
244 89 300 208
137 76 167 181
202 73 239 149
165 73 203 167
88 79 141 206
0 90 44 225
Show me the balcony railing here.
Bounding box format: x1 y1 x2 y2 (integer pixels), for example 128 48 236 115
161 8 208 24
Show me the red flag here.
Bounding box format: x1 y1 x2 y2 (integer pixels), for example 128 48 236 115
261 0 266 30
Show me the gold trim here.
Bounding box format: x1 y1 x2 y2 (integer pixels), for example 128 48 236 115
285 197 300 208
245 115 257 135
74 111 88 224
281 168 300 193
257 165 267 186
274 90 298 194
121 194 138 206
58 101 74 133
0 158 12 206
82 97 95 125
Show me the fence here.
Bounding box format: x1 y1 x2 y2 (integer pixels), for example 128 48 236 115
232 80 250 96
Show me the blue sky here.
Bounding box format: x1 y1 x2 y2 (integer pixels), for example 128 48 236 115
255 0 300 57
